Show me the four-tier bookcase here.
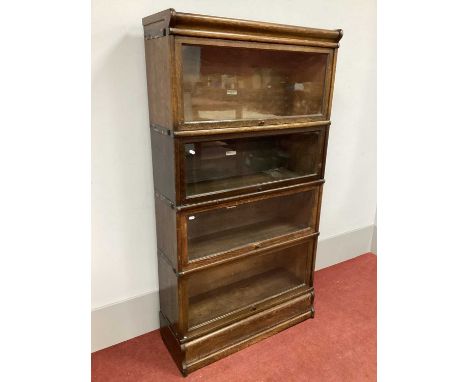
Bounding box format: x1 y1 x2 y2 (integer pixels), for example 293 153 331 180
142 8 342 375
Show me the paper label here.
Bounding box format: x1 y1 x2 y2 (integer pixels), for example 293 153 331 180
226 89 238 95
226 150 237 156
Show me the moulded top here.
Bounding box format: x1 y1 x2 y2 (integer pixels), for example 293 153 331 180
142 9 343 47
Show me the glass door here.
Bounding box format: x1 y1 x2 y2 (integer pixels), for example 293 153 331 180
183 187 318 262
186 240 312 329
181 129 324 201
176 38 334 129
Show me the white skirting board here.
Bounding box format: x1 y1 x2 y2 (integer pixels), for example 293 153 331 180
315 224 376 270
92 291 160 353
91 224 377 352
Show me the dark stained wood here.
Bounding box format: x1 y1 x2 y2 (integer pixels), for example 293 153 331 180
142 9 343 46
184 287 313 343
143 36 175 129
159 311 187 375
154 194 178 269
142 8 174 33
177 180 323 213
185 293 313 373
185 189 317 262
176 126 327 204
319 124 331 179
189 221 305 260
143 11 342 131
180 232 318 277
310 184 324 286
173 37 336 130
158 291 312 375
186 243 310 329
326 50 340 120
158 255 180 334
173 120 330 137
142 9 341 375
170 28 338 48
186 172 299 196
154 181 322 275
151 130 176 205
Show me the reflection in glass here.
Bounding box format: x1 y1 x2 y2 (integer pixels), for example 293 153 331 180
182 44 328 122
184 132 321 196
187 190 315 261
187 242 309 327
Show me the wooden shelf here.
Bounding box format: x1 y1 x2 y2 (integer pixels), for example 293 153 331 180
188 268 302 327
188 220 305 260
187 169 300 196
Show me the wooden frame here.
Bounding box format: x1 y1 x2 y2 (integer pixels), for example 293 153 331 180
183 238 315 334
156 180 324 272
151 123 330 206
143 8 341 376
177 125 329 205
160 235 316 336
179 182 323 270
142 9 343 47
173 37 336 130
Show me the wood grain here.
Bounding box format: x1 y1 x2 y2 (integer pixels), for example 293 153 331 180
142 9 343 46
173 37 335 130
185 293 313 371
142 8 341 375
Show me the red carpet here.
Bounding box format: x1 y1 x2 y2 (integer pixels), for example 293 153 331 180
92 253 376 381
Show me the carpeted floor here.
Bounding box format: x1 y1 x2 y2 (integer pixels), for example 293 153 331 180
92 253 376 381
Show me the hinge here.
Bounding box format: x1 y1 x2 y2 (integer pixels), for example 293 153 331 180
150 123 172 136
144 27 167 40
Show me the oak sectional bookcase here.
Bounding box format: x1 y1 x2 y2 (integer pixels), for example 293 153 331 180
142 9 342 375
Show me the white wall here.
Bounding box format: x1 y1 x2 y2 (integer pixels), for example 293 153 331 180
92 0 376 347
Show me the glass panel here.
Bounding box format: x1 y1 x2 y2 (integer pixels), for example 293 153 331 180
187 190 314 261
185 131 321 197
187 242 309 328
182 44 328 122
